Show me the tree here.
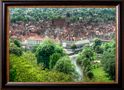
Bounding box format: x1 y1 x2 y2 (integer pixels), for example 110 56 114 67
10 53 73 82
10 8 116 23
54 44 66 56
53 56 78 79
77 46 96 79
49 53 61 69
35 38 65 69
101 41 116 80
93 38 103 54
14 39 21 47
10 43 22 56
94 46 103 54
9 39 22 56
32 44 39 53
35 39 55 68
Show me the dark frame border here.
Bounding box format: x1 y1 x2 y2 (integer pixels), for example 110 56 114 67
1 0 122 89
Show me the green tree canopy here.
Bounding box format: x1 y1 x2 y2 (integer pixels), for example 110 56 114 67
35 38 65 69
9 39 22 56
53 56 78 80
92 38 103 53
101 41 116 80
77 46 96 79
10 8 116 23
49 53 61 69
10 52 73 82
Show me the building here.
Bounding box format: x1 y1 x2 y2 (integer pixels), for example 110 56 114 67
22 36 42 50
62 39 90 55
75 40 90 48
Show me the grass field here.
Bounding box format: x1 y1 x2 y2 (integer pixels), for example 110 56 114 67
83 67 113 82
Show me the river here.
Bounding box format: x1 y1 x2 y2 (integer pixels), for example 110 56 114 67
69 54 83 81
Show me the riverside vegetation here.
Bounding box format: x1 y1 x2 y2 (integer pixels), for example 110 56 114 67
9 8 116 82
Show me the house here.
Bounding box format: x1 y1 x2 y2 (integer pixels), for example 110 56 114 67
22 36 42 49
62 39 90 49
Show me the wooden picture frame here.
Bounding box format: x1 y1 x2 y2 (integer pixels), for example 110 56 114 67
1 0 123 89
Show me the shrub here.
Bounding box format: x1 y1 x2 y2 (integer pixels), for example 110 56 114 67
14 39 21 47
92 38 103 53
9 43 22 56
94 38 102 46
9 39 23 56
94 46 103 53
87 71 94 80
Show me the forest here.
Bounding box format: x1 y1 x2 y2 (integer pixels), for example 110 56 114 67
9 8 116 82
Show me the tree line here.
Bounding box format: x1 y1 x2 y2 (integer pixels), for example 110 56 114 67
10 8 116 23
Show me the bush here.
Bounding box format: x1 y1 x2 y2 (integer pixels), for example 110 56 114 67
94 38 102 46
9 43 22 56
9 39 23 56
23 51 37 65
87 71 94 80
14 39 21 47
94 46 103 53
93 38 103 53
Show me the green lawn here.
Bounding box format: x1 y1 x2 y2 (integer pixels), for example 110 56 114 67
83 67 113 82
92 67 113 82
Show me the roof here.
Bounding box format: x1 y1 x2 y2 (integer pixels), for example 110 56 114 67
27 36 42 41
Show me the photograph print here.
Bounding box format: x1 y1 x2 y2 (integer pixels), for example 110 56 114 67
8 6 118 83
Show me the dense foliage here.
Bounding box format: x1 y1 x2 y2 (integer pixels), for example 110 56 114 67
54 56 78 80
54 56 75 74
9 39 22 56
9 8 116 82
49 53 61 69
101 40 116 80
77 39 116 81
77 45 96 79
10 8 116 23
14 39 21 47
35 38 65 69
10 52 73 82
9 38 116 82
9 38 79 82
92 38 103 54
